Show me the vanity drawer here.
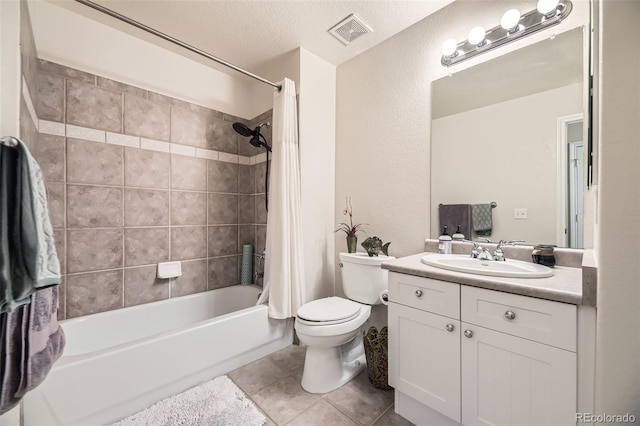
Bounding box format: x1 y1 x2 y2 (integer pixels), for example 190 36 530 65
461 286 576 352
388 272 460 319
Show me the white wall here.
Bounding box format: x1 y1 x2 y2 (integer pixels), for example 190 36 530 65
27 0 262 119
335 0 590 264
431 83 583 245
298 48 336 300
594 0 640 418
0 0 20 138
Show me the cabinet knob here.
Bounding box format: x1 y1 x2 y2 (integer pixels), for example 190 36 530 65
446 324 455 332
415 290 423 298
464 329 474 338
504 310 516 320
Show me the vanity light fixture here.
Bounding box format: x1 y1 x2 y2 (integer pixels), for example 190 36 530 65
441 0 572 67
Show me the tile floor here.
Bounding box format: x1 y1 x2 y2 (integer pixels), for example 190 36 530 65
228 345 415 426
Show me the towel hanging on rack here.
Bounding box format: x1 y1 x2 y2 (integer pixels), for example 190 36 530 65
1 136 61 313
472 203 494 236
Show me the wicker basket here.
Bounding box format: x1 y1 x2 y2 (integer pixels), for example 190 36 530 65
363 326 392 390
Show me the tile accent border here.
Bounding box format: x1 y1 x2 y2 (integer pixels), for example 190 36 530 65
39 120 267 164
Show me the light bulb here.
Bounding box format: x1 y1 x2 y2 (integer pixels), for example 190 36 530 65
468 26 486 46
501 9 521 32
441 39 458 57
537 0 559 15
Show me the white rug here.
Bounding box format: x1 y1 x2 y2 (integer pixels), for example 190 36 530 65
110 375 265 426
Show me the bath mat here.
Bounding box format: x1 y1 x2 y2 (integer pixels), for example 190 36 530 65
110 375 265 426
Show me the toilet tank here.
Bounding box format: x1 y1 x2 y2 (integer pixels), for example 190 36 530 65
339 252 395 305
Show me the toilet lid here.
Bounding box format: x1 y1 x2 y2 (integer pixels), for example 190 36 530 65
297 297 361 323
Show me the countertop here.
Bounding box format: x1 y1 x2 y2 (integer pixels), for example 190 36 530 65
382 252 590 306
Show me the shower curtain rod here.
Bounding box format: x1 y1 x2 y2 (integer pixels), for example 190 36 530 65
74 0 282 91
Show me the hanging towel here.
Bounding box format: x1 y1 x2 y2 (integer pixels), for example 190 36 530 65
439 204 472 240
1 138 61 314
0 286 65 415
472 204 493 236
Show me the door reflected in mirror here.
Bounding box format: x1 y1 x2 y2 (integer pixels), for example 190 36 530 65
430 27 586 248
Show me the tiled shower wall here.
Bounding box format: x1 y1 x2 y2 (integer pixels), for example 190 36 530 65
34 59 271 319
19 0 38 153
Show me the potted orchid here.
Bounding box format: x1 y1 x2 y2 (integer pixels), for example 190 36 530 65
335 197 366 253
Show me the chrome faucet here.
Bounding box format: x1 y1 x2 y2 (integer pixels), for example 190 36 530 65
493 240 525 261
464 240 493 261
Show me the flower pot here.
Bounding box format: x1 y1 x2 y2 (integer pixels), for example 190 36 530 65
346 236 357 253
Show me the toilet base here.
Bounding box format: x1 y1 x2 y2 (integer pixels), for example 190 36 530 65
301 335 366 394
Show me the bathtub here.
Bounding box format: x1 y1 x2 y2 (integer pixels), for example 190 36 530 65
22 285 293 426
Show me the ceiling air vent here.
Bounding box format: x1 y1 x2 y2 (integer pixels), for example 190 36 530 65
328 14 372 46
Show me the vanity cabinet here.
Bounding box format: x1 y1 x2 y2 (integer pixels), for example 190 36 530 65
388 272 578 426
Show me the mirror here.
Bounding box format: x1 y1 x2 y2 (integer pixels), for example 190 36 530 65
430 27 585 248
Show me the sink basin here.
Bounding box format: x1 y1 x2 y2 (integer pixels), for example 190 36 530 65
421 254 554 278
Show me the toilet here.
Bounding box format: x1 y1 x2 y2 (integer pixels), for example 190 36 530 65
295 252 394 394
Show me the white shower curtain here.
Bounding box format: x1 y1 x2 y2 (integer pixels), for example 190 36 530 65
256 78 305 319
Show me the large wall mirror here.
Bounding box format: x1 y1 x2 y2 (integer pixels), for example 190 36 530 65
430 27 587 248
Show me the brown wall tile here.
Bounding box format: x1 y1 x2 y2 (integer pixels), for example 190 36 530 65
67 138 123 185
124 189 170 226
207 115 238 154
256 225 267 254
208 226 238 257
124 95 170 141
208 160 238 193
171 226 207 261
67 80 122 132
19 100 37 152
38 59 95 83
124 266 169 307
124 227 170 267
36 134 65 182
36 73 64 122
124 147 170 189
97 77 147 98
46 182 65 229
239 195 255 225
238 225 255 253
255 194 267 224
66 270 123 317
208 256 239 289
238 164 254 194
57 277 66 320
170 155 207 191
171 107 207 148
67 185 123 228
53 230 66 274
67 229 123 273
171 191 207 226
255 162 268 193
208 193 238 224
171 259 207 297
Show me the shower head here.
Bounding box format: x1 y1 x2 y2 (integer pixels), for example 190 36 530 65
232 122 254 137
232 121 272 152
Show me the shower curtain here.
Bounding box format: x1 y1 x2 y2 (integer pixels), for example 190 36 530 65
256 78 305 319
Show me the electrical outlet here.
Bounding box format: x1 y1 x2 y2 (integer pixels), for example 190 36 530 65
514 208 528 219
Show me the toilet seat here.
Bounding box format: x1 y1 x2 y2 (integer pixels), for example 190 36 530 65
296 297 361 326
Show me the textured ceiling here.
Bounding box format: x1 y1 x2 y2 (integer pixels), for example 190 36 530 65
71 0 454 74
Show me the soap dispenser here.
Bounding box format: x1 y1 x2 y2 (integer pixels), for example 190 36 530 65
438 226 452 254
452 225 465 241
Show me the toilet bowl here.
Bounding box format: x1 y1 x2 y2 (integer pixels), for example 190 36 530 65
295 252 393 394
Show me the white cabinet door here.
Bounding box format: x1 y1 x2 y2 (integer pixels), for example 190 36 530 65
389 302 461 422
461 324 577 426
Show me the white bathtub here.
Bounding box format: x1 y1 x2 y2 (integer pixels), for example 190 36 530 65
22 285 293 425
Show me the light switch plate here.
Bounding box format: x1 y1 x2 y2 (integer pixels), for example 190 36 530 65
514 208 528 219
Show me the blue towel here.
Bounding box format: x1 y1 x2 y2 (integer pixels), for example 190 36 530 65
1 138 61 313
